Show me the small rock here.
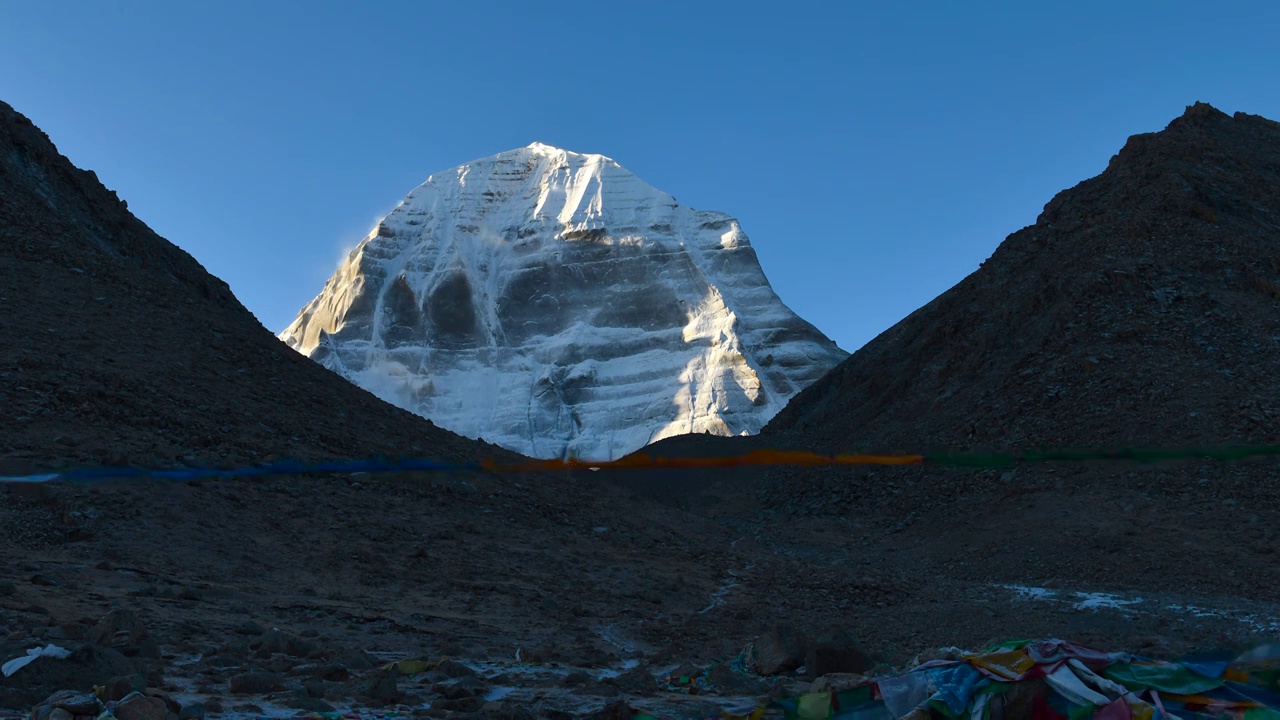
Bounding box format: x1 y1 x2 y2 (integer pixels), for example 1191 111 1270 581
202 651 245 668
436 658 478 678
234 621 265 635
588 699 634 720
290 693 335 713
594 681 622 698
561 670 593 686
440 675 489 699
302 677 326 698
434 697 483 713
334 648 375 670
607 664 659 696
480 701 536 720
707 663 767 695
294 662 349 681
113 692 167 720
134 637 162 659
810 673 868 693
805 626 870 677
258 629 316 657
102 674 147 702
178 703 207 720
229 671 283 694
89 608 148 650
360 671 400 703
154 692 180 714
37 690 100 715
266 655 299 673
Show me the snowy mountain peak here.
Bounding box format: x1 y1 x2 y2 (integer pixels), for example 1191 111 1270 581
281 147 846 460
522 141 607 161
525 141 570 154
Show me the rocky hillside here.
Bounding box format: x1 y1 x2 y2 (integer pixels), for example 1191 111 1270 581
766 102 1280 455
0 100 492 476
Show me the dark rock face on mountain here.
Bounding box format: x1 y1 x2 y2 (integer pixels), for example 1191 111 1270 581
0 100 487 475
767 102 1280 455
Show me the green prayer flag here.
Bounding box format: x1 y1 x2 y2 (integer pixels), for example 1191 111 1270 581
1104 663 1225 695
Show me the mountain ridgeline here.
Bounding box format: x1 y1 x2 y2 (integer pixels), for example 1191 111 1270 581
764 102 1280 456
0 100 489 475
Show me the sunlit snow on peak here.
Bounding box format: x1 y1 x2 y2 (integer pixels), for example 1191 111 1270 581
280 146 846 459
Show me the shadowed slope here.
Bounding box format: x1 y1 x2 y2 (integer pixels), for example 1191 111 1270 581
0 100 493 475
767 102 1280 455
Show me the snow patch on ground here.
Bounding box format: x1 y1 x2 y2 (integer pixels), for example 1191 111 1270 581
699 565 751 614
999 584 1280 632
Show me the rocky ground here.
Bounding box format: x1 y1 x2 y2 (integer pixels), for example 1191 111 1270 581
4 462 1277 716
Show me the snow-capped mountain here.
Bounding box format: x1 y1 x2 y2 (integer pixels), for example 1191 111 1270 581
280 143 846 459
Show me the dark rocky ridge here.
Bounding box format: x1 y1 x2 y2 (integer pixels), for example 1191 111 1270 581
0 99 495 476
766 102 1280 454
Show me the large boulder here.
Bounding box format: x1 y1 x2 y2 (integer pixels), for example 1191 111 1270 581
358 670 401 704
112 692 169 720
606 664 659 697
805 625 870 677
752 624 809 676
28 690 99 720
88 609 148 653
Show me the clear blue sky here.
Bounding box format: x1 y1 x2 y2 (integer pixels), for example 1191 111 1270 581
2 1 1278 353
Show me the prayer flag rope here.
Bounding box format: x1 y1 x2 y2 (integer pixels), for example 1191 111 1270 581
3 444 1280 484
484 445 1280 472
